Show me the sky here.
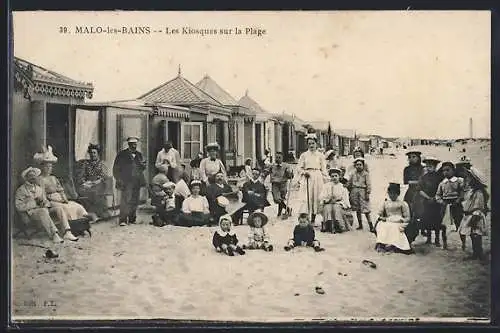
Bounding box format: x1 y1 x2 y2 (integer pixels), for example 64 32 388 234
12 11 490 139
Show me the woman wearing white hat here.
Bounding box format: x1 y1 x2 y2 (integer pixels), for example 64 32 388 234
15 167 77 243
296 132 328 223
34 147 92 238
199 142 227 186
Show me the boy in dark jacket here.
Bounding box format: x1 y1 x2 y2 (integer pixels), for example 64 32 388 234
284 213 325 252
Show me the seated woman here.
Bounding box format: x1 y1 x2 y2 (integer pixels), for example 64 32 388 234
241 168 271 213
34 146 94 226
15 167 78 243
177 180 211 227
206 171 239 222
75 144 112 219
319 168 351 233
374 183 414 254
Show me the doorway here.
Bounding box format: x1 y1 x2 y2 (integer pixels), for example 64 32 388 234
215 120 225 165
167 121 181 150
46 103 71 180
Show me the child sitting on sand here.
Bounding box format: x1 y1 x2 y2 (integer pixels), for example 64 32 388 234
243 211 273 251
212 214 246 256
374 183 413 255
151 181 177 227
319 167 351 233
284 213 325 252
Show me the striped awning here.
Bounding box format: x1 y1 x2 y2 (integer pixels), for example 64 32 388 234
154 107 190 119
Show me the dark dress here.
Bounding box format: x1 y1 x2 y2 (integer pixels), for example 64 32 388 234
241 180 271 212
403 164 424 242
292 224 317 246
413 171 444 232
212 231 239 249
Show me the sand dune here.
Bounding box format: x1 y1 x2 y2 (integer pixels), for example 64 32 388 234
12 144 490 321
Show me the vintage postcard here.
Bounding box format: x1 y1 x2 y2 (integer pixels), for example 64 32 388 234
10 11 491 323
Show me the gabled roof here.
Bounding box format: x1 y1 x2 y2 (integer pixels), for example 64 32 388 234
14 56 94 99
335 129 356 138
138 73 223 106
195 75 239 106
238 92 273 121
83 99 190 119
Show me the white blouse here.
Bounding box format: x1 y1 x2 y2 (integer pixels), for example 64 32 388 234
182 195 210 214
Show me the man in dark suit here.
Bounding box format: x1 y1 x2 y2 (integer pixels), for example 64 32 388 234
113 137 147 226
242 168 271 213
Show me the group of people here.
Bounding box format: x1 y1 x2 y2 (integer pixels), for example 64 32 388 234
15 133 489 262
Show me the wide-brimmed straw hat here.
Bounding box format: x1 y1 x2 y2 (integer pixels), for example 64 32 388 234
21 167 41 181
162 181 176 189
467 167 487 187
33 146 58 164
206 142 220 151
422 156 441 165
127 136 140 143
324 150 336 160
247 211 268 227
353 157 365 164
216 196 229 208
405 150 422 156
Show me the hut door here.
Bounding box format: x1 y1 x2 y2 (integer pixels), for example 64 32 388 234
167 121 180 150
46 103 71 179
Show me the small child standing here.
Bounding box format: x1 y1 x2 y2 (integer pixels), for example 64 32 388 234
458 167 489 260
243 211 273 251
284 213 325 252
347 157 374 232
212 214 246 256
435 162 465 249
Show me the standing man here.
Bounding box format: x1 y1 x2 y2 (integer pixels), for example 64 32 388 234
155 141 181 183
113 137 147 226
269 152 294 219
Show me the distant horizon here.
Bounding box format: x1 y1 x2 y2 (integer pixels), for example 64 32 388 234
13 11 491 139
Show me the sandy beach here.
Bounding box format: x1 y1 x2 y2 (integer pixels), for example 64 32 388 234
12 144 490 321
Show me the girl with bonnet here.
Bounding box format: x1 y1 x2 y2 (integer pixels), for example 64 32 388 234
212 214 246 256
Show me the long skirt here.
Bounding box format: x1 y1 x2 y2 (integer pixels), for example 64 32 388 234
403 184 419 216
177 212 211 227
375 221 411 251
322 203 351 232
50 200 88 221
299 170 324 215
416 198 443 231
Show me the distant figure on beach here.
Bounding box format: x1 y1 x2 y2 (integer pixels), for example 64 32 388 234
284 212 325 252
212 214 246 256
374 183 414 255
242 211 273 251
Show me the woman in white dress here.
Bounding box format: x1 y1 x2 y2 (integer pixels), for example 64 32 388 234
319 168 351 233
34 147 93 237
374 183 414 254
297 133 328 223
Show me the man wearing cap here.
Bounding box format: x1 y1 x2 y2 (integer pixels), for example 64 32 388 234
199 142 227 185
155 141 182 183
269 152 294 218
113 137 147 226
15 167 75 243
